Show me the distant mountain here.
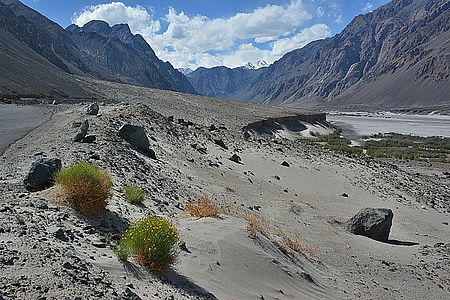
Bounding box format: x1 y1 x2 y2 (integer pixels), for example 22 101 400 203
178 68 194 75
243 60 269 70
0 0 196 97
237 0 449 109
187 66 265 99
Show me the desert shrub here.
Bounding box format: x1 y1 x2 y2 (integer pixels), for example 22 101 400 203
55 162 112 214
117 215 179 271
124 185 144 204
185 197 218 218
276 231 316 257
242 213 268 238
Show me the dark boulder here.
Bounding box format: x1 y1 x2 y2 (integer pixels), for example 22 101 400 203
281 161 290 167
73 120 89 142
345 208 394 241
23 158 62 190
81 135 96 143
87 103 99 115
230 154 242 164
119 124 156 159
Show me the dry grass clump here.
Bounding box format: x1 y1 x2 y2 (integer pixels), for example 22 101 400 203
115 215 179 272
124 185 144 204
278 232 316 257
55 162 112 214
185 197 218 218
242 213 269 238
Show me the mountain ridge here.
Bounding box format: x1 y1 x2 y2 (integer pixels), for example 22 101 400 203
190 0 449 110
0 0 196 96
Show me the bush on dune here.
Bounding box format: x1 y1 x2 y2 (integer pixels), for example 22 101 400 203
124 185 144 204
55 162 112 214
115 215 179 272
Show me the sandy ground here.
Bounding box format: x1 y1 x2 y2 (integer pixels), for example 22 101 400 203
0 104 54 154
0 97 449 299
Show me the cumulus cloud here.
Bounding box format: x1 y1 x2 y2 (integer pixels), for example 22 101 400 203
271 24 331 56
73 2 161 33
73 1 331 69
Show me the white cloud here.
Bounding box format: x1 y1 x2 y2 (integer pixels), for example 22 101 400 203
73 2 161 33
73 1 331 69
271 24 331 56
363 2 374 12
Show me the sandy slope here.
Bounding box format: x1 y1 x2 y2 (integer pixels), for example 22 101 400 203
0 101 448 300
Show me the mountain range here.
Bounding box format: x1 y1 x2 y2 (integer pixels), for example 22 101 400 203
0 0 195 98
0 0 448 110
187 0 449 110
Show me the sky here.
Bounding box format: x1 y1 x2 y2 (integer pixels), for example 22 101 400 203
22 0 390 70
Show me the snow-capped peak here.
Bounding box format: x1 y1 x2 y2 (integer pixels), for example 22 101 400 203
243 60 269 70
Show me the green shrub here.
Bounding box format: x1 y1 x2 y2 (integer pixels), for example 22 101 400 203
55 162 112 214
117 216 179 271
326 145 363 155
124 185 144 204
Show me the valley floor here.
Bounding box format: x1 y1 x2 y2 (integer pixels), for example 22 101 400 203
0 97 449 299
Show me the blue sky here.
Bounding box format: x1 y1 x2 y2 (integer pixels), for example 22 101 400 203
22 0 390 69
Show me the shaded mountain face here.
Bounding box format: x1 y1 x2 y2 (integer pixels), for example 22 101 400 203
67 21 196 94
0 1 95 98
187 66 266 99
211 0 449 109
0 0 195 97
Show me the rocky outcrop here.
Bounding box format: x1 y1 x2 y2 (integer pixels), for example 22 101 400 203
243 113 327 134
23 158 62 190
345 208 394 241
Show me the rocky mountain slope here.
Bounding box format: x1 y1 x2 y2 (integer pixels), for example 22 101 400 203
206 0 450 110
187 66 266 99
66 21 196 94
0 0 195 97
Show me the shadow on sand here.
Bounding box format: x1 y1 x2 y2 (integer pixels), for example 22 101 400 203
121 261 216 299
385 239 419 246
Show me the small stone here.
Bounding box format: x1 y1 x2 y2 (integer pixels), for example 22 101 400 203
82 135 96 143
214 139 228 150
87 103 99 115
230 154 242 164
281 161 290 167
341 193 349 197
73 120 89 142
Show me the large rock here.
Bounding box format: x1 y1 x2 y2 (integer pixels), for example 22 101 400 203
119 124 156 159
87 103 99 115
345 208 393 241
23 158 62 190
73 119 89 142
